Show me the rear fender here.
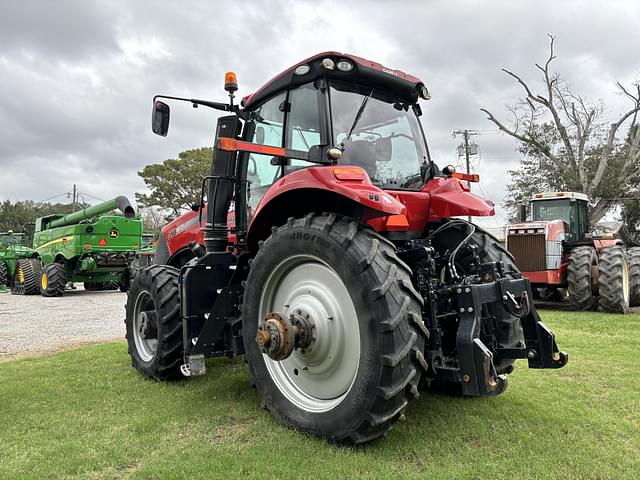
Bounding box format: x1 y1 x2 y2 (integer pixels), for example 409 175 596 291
247 166 405 251
159 210 204 260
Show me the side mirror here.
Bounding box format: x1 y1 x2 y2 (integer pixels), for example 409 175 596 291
152 100 170 136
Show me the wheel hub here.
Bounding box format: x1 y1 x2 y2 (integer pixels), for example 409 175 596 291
255 312 315 361
138 310 158 340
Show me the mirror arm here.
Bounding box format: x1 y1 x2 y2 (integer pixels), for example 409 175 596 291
153 95 241 113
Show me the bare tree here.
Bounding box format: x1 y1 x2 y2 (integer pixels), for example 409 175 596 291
481 35 640 225
138 207 168 235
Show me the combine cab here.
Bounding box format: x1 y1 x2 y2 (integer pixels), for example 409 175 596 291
33 197 142 296
507 192 640 312
126 52 567 443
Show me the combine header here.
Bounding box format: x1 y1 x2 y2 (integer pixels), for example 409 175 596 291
126 52 567 443
33 196 142 296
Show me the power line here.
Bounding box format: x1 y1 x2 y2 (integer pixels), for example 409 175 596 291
35 192 69 203
79 192 105 202
35 186 105 205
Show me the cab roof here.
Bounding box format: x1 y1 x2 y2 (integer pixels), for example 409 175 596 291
241 51 426 110
530 192 589 202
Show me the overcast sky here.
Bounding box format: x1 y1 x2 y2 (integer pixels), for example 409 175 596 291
1 0 639 226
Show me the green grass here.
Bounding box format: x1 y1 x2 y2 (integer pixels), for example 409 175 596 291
1 311 639 480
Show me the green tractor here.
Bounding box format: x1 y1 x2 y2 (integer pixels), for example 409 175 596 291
33 196 143 296
0 231 41 294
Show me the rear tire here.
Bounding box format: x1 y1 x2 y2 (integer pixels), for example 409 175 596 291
628 247 640 307
598 246 630 314
125 265 184 380
11 259 42 295
41 263 66 297
567 246 597 310
243 214 428 443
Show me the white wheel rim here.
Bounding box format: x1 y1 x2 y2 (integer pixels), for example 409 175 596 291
622 259 630 305
259 254 361 413
133 290 158 362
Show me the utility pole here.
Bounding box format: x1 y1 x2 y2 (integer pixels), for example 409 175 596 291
72 184 77 212
452 129 479 221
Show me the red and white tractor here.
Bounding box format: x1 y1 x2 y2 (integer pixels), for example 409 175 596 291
506 191 640 313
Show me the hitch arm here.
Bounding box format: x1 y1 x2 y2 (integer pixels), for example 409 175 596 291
455 285 508 396
496 278 569 369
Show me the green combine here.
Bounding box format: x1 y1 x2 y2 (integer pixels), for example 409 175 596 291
34 196 143 297
0 231 41 294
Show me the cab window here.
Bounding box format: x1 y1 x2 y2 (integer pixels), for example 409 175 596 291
285 82 323 173
245 92 286 210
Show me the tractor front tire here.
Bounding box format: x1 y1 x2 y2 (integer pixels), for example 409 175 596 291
567 246 597 310
628 247 640 307
41 263 66 297
598 246 630 314
11 259 42 295
243 214 428 444
125 265 184 380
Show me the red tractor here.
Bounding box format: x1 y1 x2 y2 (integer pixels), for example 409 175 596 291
506 192 640 313
127 52 567 443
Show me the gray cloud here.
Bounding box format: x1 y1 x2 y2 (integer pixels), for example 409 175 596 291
1 0 638 226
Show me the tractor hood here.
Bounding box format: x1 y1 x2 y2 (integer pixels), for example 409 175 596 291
507 219 566 242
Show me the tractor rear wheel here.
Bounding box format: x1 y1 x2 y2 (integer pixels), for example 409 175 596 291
243 214 428 443
0 262 7 286
598 246 630 314
125 265 184 380
41 263 66 297
628 247 640 307
567 246 597 310
11 259 42 295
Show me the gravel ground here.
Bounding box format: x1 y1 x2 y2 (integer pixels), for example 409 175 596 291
0 287 127 361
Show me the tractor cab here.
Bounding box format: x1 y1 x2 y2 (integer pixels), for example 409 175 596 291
152 52 495 256
529 192 589 243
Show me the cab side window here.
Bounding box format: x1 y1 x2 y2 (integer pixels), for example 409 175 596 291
285 82 322 172
245 92 286 210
